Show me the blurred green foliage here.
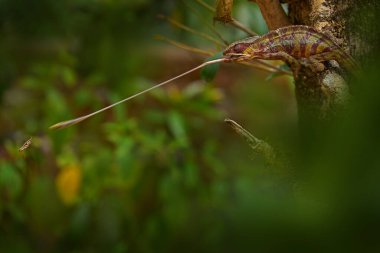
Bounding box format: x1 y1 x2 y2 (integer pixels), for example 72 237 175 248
1 0 380 253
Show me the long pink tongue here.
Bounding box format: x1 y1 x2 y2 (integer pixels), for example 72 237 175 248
49 58 226 130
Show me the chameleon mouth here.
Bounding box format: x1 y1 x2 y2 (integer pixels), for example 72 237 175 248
224 53 250 62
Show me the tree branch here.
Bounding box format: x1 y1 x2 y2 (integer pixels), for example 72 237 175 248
249 0 291 30
224 118 279 166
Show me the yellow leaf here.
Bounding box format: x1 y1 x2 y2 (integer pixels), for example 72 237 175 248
56 165 82 205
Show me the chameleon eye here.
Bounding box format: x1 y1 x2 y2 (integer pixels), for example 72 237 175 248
233 44 245 53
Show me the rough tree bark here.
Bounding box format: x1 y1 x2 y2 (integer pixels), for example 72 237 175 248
286 0 359 131
251 0 376 138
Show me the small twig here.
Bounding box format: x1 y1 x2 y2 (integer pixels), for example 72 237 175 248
157 15 224 47
224 118 277 165
253 60 292 75
155 35 214 56
230 19 257 36
182 0 229 46
195 0 214 12
241 61 291 76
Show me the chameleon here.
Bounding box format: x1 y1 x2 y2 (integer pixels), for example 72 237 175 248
223 25 359 78
49 25 358 130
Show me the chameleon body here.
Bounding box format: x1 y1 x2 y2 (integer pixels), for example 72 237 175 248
223 25 358 77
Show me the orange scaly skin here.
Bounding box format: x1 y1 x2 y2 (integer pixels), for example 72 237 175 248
223 25 358 78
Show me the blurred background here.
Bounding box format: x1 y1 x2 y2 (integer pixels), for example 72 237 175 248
1 0 379 252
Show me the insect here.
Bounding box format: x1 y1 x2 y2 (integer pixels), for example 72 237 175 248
19 137 32 152
49 25 358 130
223 25 358 78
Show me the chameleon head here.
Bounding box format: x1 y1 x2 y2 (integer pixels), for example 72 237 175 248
223 36 260 61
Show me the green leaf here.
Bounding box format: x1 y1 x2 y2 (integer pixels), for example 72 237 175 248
265 72 283 81
279 64 291 71
61 66 76 87
201 52 223 82
168 110 188 147
0 164 23 199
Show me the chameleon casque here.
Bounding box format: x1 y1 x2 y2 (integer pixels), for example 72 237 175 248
223 25 358 78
